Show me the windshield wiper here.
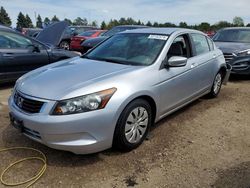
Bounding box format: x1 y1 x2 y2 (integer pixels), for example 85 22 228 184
101 58 125 64
82 55 136 65
89 57 127 65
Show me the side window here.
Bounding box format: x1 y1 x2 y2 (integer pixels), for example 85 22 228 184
191 33 210 55
0 31 32 49
0 35 11 49
167 34 191 58
207 37 214 51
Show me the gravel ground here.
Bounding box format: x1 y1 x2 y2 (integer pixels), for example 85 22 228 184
0 77 249 188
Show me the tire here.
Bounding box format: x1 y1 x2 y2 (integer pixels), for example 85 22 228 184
113 99 152 151
207 72 223 98
59 41 70 50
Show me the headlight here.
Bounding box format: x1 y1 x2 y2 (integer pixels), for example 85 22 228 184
52 88 117 115
236 49 250 57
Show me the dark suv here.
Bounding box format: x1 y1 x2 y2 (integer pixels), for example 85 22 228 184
213 27 250 75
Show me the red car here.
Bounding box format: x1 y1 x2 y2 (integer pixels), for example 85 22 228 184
70 30 106 52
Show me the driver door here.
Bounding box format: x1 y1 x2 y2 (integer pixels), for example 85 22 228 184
0 30 49 80
158 34 202 117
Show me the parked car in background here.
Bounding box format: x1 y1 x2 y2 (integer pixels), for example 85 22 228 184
70 30 106 52
80 25 148 53
205 31 216 38
213 27 250 75
0 21 80 83
59 26 97 50
21 28 43 38
9 28 230 154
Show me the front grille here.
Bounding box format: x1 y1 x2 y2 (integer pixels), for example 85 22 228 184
223 53 235 63
14 92 44 113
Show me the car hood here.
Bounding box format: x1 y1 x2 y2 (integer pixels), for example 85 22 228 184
36 21 68 47
81 36 107 47
215 42 250 54
16 57 134 100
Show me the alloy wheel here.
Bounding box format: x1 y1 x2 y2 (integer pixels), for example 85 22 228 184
125 107 149 144
213 73 222 94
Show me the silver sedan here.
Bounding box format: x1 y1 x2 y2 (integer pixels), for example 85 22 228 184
8 28 230 154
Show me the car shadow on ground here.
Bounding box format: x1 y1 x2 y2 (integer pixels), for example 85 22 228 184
1 121 104 168
229 74 250 82
212 161 250 188
1 99 204 168
0 82 15 90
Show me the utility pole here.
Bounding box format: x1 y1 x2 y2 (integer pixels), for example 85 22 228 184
34 11 37 27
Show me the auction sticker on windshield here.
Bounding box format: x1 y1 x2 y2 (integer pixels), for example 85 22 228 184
148 35 168 40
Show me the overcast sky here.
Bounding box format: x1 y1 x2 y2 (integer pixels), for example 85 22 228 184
1 0 250 27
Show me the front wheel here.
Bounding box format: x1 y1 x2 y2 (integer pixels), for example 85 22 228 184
113 99 152 151
207 72 223 98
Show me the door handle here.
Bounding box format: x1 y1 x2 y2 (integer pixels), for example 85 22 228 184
191 63 198 68
3 53 14 58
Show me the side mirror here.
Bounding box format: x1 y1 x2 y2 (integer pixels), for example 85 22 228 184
166 56 187 67
27 44 40 53
33 45 40 53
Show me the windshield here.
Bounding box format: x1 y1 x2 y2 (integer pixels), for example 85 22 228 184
213 29 250 43
84 33 168 66
102 27 137 37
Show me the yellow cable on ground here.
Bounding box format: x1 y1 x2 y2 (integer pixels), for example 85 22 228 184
0 147 47 187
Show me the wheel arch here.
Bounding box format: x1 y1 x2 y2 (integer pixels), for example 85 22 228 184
112 94 158 149
114 93 158 127
132 95 157 125
219 65 227 79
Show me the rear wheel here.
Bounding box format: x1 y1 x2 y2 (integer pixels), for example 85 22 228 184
207 72 223 98
113 99 152 151
59 41 70 50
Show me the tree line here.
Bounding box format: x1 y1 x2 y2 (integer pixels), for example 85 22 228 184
0 6 249 32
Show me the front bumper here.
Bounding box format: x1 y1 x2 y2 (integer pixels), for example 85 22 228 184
8 94 117 154
223 63 232 85
228 56 250 75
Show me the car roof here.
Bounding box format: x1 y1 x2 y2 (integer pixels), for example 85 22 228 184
220 27 250 30
83 29 106 32
115 25 148 28
0 25 13 30
122 27 203 35
69 26 97 28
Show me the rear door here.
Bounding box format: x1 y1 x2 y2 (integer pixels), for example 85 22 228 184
189 33 215 90
0 30 49 81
